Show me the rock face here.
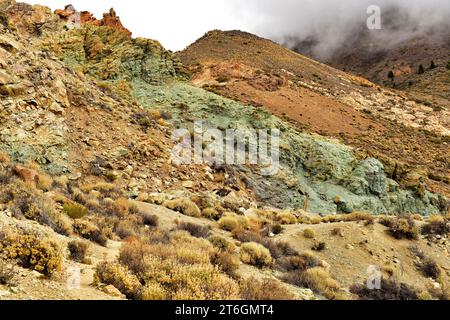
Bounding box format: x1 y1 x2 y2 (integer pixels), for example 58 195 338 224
55 6 132 38
0 1 447 215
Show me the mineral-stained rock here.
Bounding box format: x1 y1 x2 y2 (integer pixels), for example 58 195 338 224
13 164 39 184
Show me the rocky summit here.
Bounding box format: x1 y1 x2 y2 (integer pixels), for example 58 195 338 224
0 1 448 301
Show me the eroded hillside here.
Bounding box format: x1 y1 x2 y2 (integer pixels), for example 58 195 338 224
0 1 448 301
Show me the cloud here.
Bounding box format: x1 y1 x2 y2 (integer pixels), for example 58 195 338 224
227 0 450 58
22 0 450 54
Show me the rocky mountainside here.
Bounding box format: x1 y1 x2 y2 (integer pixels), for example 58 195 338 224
0 2 448 301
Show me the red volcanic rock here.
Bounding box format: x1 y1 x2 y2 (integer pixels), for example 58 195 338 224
55 6 132 38
13 165 39 184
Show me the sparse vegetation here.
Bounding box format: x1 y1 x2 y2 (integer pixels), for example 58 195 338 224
68 240 89 264
178 222 211 238
379 216 419 240
240 242 272 268
163 198 201 217
284 267 341 299
239 277 295 300
351 278 418 300
421 215 449 236
0 234 61 276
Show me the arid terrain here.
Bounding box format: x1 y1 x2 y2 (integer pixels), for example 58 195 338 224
0 1 448 301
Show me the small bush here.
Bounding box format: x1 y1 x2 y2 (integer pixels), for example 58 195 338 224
210 251 240 277
312 241 326 251
303 228 315 239
421 215 449 236
239 277 295 300
68 240 89 263
410 246 441 280
202 207 220 220
380 217 419 240
284 267 340 299
163 198 201 217
351 278 418 300
37 174 53 192
119 240 151 279
64 203 89 219
218 216 239 232
240 242 272 268
139 282 167 300
95 261 141 300
142 213 159 227
271 224 283 235
0 234 61 276
277 252 321 272
114 220 137 240
208 235 235 253
276 212 297 225
73 220 108 246
178 222 211 238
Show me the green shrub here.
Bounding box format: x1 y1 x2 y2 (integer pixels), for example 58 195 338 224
64 203 89 219
303 228 315 239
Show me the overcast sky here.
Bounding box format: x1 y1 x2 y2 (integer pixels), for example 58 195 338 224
23 0 450 52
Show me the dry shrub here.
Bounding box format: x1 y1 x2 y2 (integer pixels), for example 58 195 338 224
303 228 315 239
0 151 10 164
163 198 201 217
64 203 89 219
312 241 327 251
271 224 283 235
37 173 53 192
276 211 297 225
119 240 151 279
233 229 297 259
240 242 272 268
380 216 419 240
208 235 235 253
10 186 71 236
284 267 340 299
178 222 210 238
139 282 167 300
73 220 108 246
277 252 321 272
210 251 240 277
421 215 449 236
321 212 374 224
143 256 240 300
218 216 239 231
68 240 89 264
410 246 441 280
114 220 138 240
95 261 141 299
239 277 295 300
0 234 61 276
142 213 159 227
202 207 220 220
351 278 418 300
114 198 130 218
0 260 14 285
